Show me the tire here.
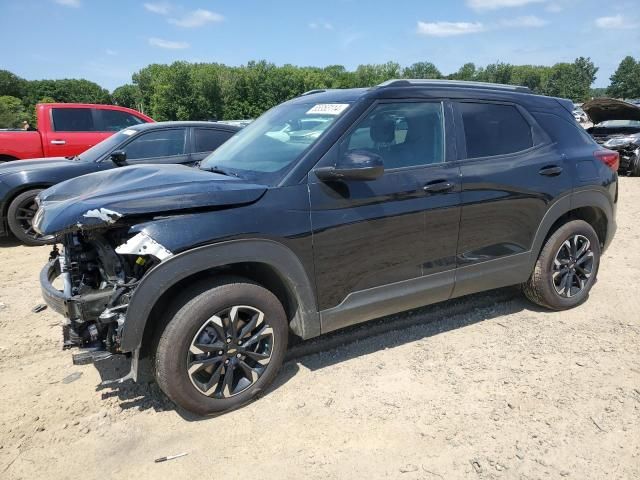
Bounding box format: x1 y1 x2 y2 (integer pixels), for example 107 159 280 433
155 277 288 415
523 220 601 310
7 189 51 246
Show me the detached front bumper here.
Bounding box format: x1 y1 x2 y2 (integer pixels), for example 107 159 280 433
40 258 66 316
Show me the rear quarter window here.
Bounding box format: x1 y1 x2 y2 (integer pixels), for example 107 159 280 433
458 102 533 158
532 112 596 147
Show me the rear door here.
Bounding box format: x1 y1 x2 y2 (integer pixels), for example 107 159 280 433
452 100 571 296
189 127 237 164
44 107 101 157
122 128 190 165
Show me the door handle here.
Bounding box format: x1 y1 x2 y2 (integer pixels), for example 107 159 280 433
423 180 454 194
50 140 66 145
539 165 563 176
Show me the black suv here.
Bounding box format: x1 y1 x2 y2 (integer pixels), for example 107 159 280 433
36 80 618 415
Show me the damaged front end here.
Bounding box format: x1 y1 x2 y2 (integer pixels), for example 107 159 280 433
40 228 171 372
33 163 267 377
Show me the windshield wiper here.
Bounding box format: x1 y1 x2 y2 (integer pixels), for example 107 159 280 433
200 166 239 178
65 155 81 161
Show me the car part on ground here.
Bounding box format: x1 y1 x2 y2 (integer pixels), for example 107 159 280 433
36 80 617 415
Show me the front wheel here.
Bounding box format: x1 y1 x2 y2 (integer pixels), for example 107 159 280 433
155 277 288 415
523 220 601 310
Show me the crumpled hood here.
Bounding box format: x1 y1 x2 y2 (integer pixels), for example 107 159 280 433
0 157 80 177
34 164 267 235
582 98 640 124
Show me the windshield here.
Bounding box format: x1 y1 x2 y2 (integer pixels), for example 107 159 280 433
200 101 350 183
77 129 137 162
597 120 640 128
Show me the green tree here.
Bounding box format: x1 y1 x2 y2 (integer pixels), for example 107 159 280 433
402 62 442 79
0 70 27 98
0 95 27 128
545 58 597 101
24 79 111 105
476 62 513 84
449 63 477 81
608 56 640 99
112 84 141 110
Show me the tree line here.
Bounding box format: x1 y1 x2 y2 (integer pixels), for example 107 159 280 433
1 56 639 128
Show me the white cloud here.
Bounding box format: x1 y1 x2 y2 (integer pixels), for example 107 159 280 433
105 49 117 56
595 15 637 29
545 3 563 12
500 15 548 27
169 9 224 28
144 2 171 15
417 21 485 37
54 0 81 7
467 0 546 10
148 37 189 49
309 21 334 30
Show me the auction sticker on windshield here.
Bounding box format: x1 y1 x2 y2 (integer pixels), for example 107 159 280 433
306 104 349 115
122 129 136 136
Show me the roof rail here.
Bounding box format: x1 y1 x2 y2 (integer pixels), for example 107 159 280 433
378 79 532 94
300 89 327 96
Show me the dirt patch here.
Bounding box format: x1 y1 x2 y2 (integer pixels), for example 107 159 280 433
0 179 638 480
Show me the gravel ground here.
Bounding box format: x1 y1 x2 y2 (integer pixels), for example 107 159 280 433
0 178 638 480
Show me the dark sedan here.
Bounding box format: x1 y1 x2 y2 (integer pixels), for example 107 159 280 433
0 121 240 245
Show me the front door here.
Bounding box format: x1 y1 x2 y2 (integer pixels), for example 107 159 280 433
309 100 461 333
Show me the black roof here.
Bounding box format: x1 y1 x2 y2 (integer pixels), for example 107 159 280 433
131 121 242 132
288 79 568 111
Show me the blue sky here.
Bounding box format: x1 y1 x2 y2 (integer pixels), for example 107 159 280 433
1 0 638 91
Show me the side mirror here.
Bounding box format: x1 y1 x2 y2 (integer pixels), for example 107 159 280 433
110 150 128 167
315 150 384 182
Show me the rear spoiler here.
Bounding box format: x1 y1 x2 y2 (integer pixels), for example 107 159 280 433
554 98 575 115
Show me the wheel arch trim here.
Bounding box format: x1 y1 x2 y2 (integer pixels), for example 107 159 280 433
120 239 319 353
530 188 614 270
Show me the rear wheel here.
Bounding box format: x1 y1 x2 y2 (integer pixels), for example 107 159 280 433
523 220 600 310
7 189 52 246
155 277 288 415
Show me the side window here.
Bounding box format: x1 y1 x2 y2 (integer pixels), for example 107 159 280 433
99 110 145 131
457 102 533 158
51 108 95 132
532 112 596 147
124 129 187 160
342 102 444 169
193 128 235 153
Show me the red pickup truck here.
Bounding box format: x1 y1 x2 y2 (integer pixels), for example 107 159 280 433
0 103 154 162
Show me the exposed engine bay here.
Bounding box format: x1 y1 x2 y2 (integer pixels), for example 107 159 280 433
44 229 171 353
583 98 640 176
587 124 640 175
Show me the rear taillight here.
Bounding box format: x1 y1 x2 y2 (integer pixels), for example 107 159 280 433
594 149 620 172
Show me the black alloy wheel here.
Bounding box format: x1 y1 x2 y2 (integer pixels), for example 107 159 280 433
552 234 594 298
187 305 275 398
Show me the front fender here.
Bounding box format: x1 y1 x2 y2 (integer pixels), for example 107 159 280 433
120 239 319 352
